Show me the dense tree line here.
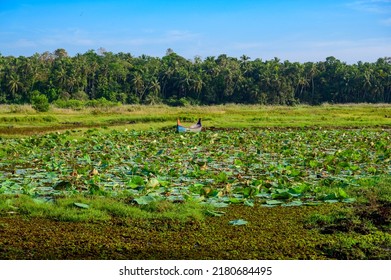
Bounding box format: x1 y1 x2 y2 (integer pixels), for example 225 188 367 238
0 48 390 106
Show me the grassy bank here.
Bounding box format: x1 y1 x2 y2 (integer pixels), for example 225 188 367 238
0 181 389 260
0 103 390 136
0 203 340 259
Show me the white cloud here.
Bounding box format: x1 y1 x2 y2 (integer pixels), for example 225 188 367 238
381 17 391 25
14 38 37 48
348 0 391 14
164 30 199 41
16 28 94 52
286 37 391 63
231 42 267 51
95 29 200 49
219 37 391 63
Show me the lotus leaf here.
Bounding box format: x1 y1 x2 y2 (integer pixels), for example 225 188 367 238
228 219 248 226
73 202 89 209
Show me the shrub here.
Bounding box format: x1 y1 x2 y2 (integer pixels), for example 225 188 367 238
71 91 89 101
165 97 196 106
7 104 35 113
85 97 119 108
31 92 50 112
54 99 85 110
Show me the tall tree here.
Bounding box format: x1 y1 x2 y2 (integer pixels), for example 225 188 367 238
0 49 391 105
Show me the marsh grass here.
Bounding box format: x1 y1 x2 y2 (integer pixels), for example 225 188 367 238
0 103 390 259
319 231 391 260
305 176 391 259
0 104 36 114
307 176 391 230
346 176 391 206
0 194 209 223
1 103 390 136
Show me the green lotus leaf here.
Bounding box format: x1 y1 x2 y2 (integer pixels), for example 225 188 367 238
266 200 283 205
228 219 248 226
134 195 158 205
206 210 225 217
282 200 303 207
73 202 89 209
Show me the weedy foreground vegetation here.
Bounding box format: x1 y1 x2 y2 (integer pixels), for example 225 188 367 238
0 104 390 259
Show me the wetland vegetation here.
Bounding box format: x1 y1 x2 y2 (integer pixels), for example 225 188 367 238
0 104 390 259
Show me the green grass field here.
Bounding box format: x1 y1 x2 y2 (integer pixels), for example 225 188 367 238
0 104 390 260
0 103 390 136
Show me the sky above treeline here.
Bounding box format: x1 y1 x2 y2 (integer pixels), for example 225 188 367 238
0 0 390 63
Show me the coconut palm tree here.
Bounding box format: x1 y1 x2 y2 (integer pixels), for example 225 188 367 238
8 74 22 100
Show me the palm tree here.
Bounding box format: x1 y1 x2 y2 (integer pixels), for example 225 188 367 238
56 67 67 90
54 48 68 59
132 72 145 101
145 77 161 104
305 62 318 104
297 76 309 100
149 77 161 96
177 70 193 98
8 74 22 98
192 75 204 100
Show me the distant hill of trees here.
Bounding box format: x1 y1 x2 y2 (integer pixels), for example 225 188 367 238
1 48 390 107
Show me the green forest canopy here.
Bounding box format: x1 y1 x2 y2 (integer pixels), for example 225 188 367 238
1 49 390 106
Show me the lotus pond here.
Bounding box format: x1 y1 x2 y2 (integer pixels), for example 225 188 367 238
1 128 390 208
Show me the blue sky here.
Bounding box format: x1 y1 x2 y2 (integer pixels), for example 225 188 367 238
0 0 390 63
